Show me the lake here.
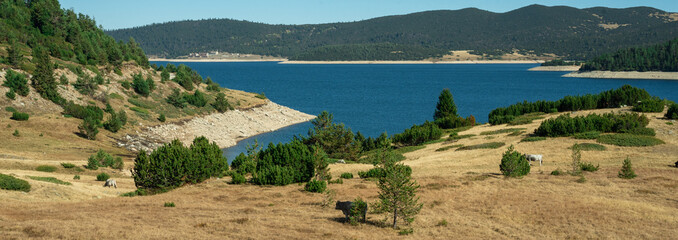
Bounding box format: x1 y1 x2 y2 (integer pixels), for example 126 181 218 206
151 62 678 161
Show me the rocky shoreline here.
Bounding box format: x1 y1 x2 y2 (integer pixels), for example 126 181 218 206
528 65 581 71
563 71 678 80
118 101 315 152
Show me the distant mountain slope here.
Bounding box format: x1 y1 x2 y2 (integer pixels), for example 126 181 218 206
581 37 678 72
107 4 678 60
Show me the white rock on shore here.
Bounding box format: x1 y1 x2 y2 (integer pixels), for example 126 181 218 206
563 71 678 80
120 101 315 152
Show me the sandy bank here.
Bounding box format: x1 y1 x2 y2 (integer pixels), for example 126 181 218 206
149 58 286 62
280 60 544 64
563 71 678 80
528 65 581 71
119 101 315 151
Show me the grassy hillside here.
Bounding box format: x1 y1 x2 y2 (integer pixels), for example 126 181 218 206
1 107 676 238
106 5 678 60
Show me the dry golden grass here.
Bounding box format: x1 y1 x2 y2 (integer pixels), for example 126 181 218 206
1 108 678 239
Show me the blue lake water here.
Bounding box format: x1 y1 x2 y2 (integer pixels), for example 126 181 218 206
151 61 678 161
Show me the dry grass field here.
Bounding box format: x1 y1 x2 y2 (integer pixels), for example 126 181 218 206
1 108 677 239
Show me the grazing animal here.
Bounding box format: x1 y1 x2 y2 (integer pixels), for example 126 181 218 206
335 201 367 223
337 159 346 164
104 179 117 188
524 154 543 166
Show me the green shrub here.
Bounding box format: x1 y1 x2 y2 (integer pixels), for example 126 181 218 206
328 178 343 184
103 112 123 133
73 75 98 96
3 69 30 96
61 163 76 168
392 121 443 146
576 176 587 183
0 173 31 192
253 165 295 186
164 202 176 207
456 142 505 151
435 144 463 152
398 228 414 235
231 153 256 174
632 98 665 112
255 92 267 99
6 89 16 100
62 103 103 122
551 169 563 176
10 111 29 121
667 122 674 125
78 117 99 140
166 88 187 108
535 112 649 137
499 145 530 177
36 165 57 172
621 127 655 136
13 129 19 137
96 173 110 181
573 131 601 139
437 219 449 227
132 137 228 191
349 197 368 225
521 136 546 142
251 141 321 185
28 176 71 185
158 113 166 122
73 175 80 180
340 172 353 179
666 104 678 119
489 85 653 125
5 106 17 112
86 150 124 170
184 90 207 107
618 157 636 179
120 80 132 89
580 162 600 172
230 172 246 184
571 143 606 151
304 179 327 193
212 93 232 113
597 134 664 147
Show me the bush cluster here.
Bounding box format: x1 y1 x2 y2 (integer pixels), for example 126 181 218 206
230 172 246 184
3 69 29 97
132 73 155 97
132 137 227 191
103 109 127 133
392 121 443 146
340 172 354 179
252 141 319 185
231 153 257 175
304 179 327 193
96 173 110 181
534 112 649 137
303 111 361 161
354 131 390 153
211 93 232 113
36 165 57 172
666 104 678 119
86 150 124 170
499 145 530 177
434 115 476 129
0 173 31 192
10 111 29 121
597 134 664 147
489 85 653 125
631 97 665 113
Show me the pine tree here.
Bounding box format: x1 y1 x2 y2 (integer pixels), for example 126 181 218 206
433 88 457 120
31 46 61 104
618 157 637 179
373 150 423 229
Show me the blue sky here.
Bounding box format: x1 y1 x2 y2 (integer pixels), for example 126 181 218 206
60 0 678 30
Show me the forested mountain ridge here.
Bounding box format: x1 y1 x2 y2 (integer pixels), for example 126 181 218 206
581 37 678 72
106 4 678 60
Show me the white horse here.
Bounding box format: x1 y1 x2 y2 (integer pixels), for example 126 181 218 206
104 179 117 188
524 154 543 166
